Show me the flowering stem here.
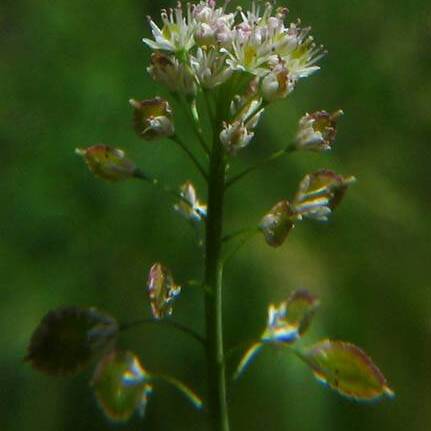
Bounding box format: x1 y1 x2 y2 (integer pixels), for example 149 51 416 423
222 229 259 265
190 97 211 154
222 226 259 243
225 144 296 189
119 317 206 346
134 169 206 219
170 134 208 180
204 109 230 430
150 372 204 410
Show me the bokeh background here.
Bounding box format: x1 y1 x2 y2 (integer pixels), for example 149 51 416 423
1 0 430 430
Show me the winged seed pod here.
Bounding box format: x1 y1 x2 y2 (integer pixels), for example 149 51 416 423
75 144 138 181
260 200 296 247
129 97 175 140
147 263 181 319
295 110 344 151
92 350 153 422
293 169 356 221
234 289 319 379
25 306 118 376
174 181 207 223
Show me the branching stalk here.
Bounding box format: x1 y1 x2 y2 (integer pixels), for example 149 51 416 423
204 102 230 430
119 318 206 346
170 134 208 180
134 169 206 219
226 144 296 189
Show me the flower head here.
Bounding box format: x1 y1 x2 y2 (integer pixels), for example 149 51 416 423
191 47 233 89
296 110 344 151
143 3 196 53
225 3 323 83
143 1 323 97
193 1 236 46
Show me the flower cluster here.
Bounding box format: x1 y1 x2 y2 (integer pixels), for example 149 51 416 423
143 1 323 153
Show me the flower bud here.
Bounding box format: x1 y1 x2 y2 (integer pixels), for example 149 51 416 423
147 263 181 319
260 200 295 247
75 144 137 181
261 60 294 102
129 97 174 140
295 110 344 151
219 121 254 155
293 169 356 221
174 181 207 223
148 52 197 95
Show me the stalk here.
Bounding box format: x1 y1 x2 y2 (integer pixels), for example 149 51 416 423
204 116 230 430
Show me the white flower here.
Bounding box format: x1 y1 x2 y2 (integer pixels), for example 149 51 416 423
190 47 233 89
143 3 196 53
219 121 255 155
224 2 323 83
192 1 236 46
261 58 295 101
295 110 344 151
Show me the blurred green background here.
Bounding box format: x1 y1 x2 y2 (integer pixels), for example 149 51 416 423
1 0 430 430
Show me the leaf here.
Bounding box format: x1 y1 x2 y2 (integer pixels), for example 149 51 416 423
300 339 394 401
92 350 152 422
285 289 319 335
26 306 118 376
147 263 181 319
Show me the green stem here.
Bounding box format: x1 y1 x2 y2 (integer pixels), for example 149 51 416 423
225 144 296 189
119 318 206 346
222 226 259 243
133 169 206 219
171 135 208 180
204 117 230 430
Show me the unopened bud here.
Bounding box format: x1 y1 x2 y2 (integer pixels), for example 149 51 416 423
129 97 174 140
147 263 181 319
261 61 294 102
220 121 254 155
293 169 356 221
148 52 197 95
75 144 137 181
295 110 344 152
260 200 295 247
